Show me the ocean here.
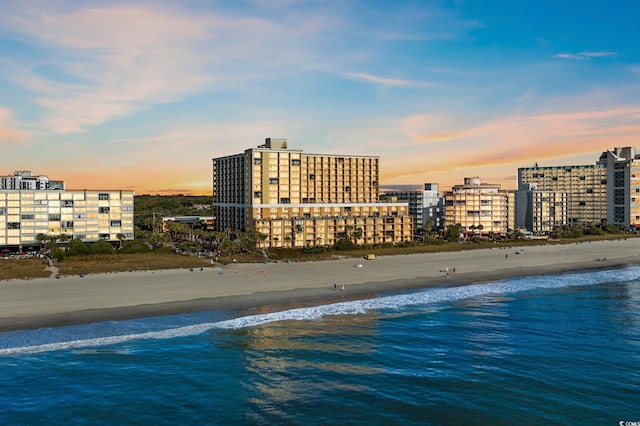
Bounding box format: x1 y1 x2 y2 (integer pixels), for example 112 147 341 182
1 266 639 425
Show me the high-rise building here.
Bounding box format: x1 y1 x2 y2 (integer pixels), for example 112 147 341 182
444 177 508 237
514 183 568 235
518 163 607 225
597 147 640 228
212 138 414 247
0 187 135 249
518 147 640 229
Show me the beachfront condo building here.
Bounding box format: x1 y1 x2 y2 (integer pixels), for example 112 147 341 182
381 183 444 232
518 147 640 229
518 163 607 226
212 138 414 248
597 147 640 228
514 183 568 235
443 177 508 237
0 177 134 249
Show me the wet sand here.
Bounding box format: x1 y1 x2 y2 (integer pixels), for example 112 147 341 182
1 238 638 332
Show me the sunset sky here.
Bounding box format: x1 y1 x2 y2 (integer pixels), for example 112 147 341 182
1 1 639 195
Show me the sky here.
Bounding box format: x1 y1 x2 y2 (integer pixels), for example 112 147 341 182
1 0 639 195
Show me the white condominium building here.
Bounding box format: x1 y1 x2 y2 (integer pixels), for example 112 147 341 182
212 138 414 248
0 185 134 248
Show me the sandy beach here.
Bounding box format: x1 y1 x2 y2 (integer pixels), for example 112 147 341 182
1 238 639 332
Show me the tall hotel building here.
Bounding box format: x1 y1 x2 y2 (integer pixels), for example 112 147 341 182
212 138 414 247
518 163 606 225
518 147 640 229
444 177 508 237
0 171 134 249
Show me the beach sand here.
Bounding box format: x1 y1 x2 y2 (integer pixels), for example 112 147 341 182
1 238 638 332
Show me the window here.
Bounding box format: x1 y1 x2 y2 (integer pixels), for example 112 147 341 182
7 222 20 229
309 174 315 180
74 213 87 219
254 191 262 198
110 220 121 227
99 193 110 200
62 221 74 228
280 198 290 204
254 158 262 165
0 207 5 215
21 214 35 220
48 214 61 221
269 178 279 185
123 206 133 212
62 200 74 207
99 233 110 240
99 207 110 214
291 159 301 166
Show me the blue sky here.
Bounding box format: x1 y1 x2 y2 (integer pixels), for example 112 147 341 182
1 0 639 194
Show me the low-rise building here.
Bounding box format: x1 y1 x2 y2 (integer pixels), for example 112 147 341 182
0 173 134 249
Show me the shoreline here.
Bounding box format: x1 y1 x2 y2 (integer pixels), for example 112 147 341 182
1 239 639 333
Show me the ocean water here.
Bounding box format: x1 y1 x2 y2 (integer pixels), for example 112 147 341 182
1 267 639 425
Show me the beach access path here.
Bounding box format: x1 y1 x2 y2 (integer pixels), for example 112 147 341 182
1 238 638 332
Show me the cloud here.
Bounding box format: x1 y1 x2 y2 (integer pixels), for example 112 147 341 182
344 72 430 88
379 105 640 185
556 51 617 60
0 107 28 145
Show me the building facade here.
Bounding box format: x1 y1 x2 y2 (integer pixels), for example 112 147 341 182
518 163 607 225
514 183 568 235
598 147 640 228
381 183 444 232
0 188 135 249
444 177 508 237
212 138 414 248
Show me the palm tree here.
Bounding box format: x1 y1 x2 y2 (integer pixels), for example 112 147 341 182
116 233 125 249
36 233 49 253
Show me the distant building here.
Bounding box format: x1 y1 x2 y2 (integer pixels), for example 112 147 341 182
444 177 508 237
0 171 64 191
381 183 444 232
518 146 640 229
212 138 414 248
518 163 606 226
515 183 568 235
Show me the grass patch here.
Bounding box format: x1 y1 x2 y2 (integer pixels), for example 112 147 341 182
0 258 51 281
55 253 214 276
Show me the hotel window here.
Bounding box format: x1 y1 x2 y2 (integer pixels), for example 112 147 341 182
99 233 110 240
99 193 110 200
269 178 279 185
0 207 5 215
21 214 35 220
110 220 121 227
7 222 20 229
99 207 110 214
62 221 74 228
62 200 74 207
123 206 134 212
254 158 262 165
48 214 61 221
291 159 301 166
